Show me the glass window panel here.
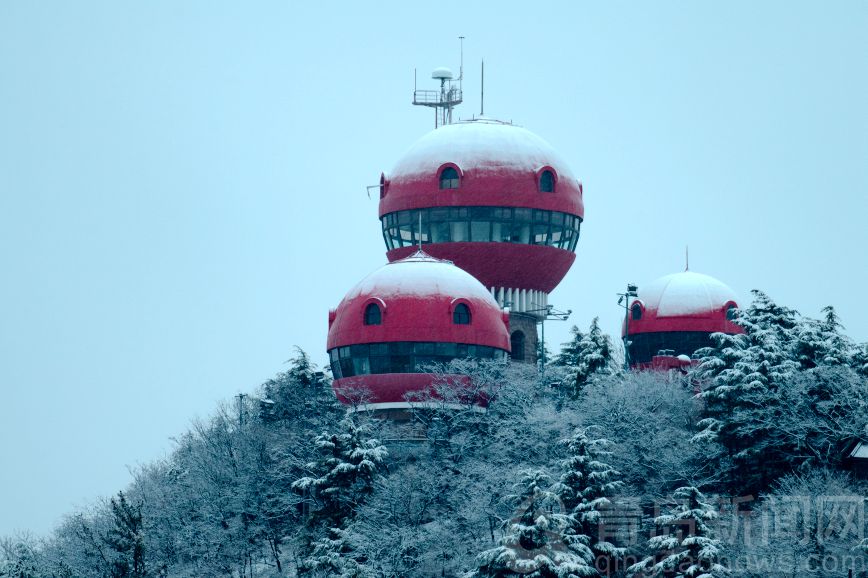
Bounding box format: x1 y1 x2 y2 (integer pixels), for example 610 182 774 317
551 212 564 225
340 358 355 377
397 211 412 225
370 343 389 355
330 361 342 379
352 357 370 375
339 346 351 358
351 344 370 356
370 357 391 374
431 208 449 221
431 221 450 243
470 207 494 219
450 207 468 219
533 224 549 244
514 208 531 222
435 342 457 356
491 221 508 242
470 221 491 242
451 221 469 242
550 227 563 247
533 210 550 223
415 342 435 355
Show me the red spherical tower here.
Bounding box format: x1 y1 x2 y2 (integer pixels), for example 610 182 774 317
623 271 744 371
327 251 510 413
378 119 584 362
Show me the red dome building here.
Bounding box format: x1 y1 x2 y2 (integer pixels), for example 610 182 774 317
378 118 584 362
624 271 744 370
327 251 510 412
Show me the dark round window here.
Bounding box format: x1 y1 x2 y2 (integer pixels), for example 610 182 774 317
726 304 737 321
439 167 460 190
631 303 643 321
364 303 382 326
539 170 555 192
453 303 471 325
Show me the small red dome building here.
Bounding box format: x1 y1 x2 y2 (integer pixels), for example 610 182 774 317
378 118 584 362
327 251 510 412
624 271 743 370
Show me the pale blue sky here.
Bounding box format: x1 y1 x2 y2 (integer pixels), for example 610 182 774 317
1 1 866 535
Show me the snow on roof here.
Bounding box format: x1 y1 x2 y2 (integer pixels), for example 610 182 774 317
344 250 500 304
850 442 868 460
390 119 577 179
639 271 738 318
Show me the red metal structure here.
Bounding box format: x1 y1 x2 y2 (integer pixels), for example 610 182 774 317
327 251 510 411
378 118 584 362
624 271 744 370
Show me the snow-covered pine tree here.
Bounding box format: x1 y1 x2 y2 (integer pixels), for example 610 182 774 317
303 528 376 578
553 428 625 567
692 290 801 493
467 470 597 578
553 318 615 396
793 305 854 370
292 418 388 529
628 486 727 578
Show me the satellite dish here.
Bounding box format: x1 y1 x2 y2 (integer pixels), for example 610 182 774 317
431 67 454 80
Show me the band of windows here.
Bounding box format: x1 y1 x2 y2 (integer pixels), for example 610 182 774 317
381 207 582 251
628 331 717 365
329 341 508 379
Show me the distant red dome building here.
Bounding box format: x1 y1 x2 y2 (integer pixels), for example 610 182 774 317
624 271 743 370
378 119 584 363
327 251 510 412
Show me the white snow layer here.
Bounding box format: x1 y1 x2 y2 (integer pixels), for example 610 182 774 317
344 251 500 304
390 119 577 179
639 271 738 318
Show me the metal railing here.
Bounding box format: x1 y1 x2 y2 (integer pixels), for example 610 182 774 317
413 88 463 105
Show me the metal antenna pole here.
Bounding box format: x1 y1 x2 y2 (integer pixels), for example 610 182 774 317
685 245 689 271
236 393 246 427
481 59 484 116
418 212 423 251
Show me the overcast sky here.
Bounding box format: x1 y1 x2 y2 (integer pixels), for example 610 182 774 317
1 1 866 536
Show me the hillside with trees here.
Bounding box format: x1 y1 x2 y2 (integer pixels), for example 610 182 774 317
2 292 868 577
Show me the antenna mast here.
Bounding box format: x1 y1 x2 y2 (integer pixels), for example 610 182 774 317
685 246 689 271
412 37 465 128
481 59 484 116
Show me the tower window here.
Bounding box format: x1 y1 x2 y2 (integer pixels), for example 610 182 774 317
439 167 460 190
364 303 382 326
631 303 643 321
510 331 525 361
453 303 471 325
726 304 737 321
539 170 555 192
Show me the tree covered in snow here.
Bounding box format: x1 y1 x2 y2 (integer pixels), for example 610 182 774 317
468 470 597 578
693 291 868 493
292 418 388 530
302 528 375 578
628 486 727 578
692 290 802 492
553 428 625 567
793 306 855 370
553 318 616 396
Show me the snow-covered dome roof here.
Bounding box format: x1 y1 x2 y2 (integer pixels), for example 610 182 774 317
638 271 738 318
625 270 743 338
390 118 576 180
343 251 499 303
327 251 510 351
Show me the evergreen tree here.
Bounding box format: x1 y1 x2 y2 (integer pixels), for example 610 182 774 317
303 528 375 578
105 492 146 578
628 487 727 578
468 470 597 578
292 418 388 529
793 306 853 370
553 428 625 566
692 290 801 492
554 319 615 396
